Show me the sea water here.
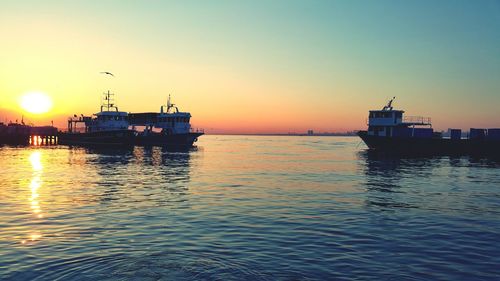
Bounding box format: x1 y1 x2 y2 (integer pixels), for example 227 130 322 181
1 136 499 280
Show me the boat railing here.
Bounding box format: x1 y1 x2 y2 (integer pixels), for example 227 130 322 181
190 127 204 134
403 116 431 125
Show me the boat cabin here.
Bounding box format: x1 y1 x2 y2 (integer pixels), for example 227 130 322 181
127 95 193 135
67 91 129 133
367 97 432 138
86 111 129 132
156 96 191 135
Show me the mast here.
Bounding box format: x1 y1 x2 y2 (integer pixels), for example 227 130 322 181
101 90 117 112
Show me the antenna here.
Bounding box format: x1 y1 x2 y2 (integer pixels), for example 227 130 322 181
383 96 396 110
101 90 115 111
167 94 177 113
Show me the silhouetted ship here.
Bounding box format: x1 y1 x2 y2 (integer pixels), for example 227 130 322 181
58 93 203 148
358 98 500 156
58 91 135 147
0 122 31 145
129 95 204 149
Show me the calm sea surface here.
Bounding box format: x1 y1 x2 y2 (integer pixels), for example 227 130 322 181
1 136 499 280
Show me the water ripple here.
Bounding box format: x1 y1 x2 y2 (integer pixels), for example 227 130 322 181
1 137 500 280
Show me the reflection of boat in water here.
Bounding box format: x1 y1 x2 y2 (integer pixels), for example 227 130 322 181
58 91 135 147
358 98 500 156
130 95 204 149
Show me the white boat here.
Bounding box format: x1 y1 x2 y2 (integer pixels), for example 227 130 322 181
58 91 135 146
130 95 204 149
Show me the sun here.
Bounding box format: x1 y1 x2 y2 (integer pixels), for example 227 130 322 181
20 92 53 114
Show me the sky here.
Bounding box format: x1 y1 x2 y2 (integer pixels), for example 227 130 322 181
0 0 499 133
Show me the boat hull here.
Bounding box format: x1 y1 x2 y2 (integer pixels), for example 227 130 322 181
358 131 500 156
135 132 203 149
58 130 135 147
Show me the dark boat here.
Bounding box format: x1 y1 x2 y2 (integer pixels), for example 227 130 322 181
58 129 135 146
58 91 135 147
0 122 31 145
130 95 204 149
358 98 500 156
134 131 203 149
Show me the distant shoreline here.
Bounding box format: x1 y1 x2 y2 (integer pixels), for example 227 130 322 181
204 132 359 137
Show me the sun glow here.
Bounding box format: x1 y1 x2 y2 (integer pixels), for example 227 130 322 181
20 92 53 114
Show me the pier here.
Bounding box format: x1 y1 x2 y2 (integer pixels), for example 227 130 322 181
0 123 58 146
29 126 58 146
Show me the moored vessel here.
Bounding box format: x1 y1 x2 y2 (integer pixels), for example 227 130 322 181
129 95 204 149
358 98 500 156
58 91 135 147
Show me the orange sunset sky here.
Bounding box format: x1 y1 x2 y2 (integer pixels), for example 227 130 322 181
1 1 499 134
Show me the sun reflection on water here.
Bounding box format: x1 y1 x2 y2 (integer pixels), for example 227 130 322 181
30 151 43 171
24 151 44 244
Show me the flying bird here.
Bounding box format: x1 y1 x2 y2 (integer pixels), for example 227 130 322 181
100 71 114 77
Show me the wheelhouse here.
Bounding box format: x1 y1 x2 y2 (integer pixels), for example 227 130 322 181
67 91 130 133
367 97 432 138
